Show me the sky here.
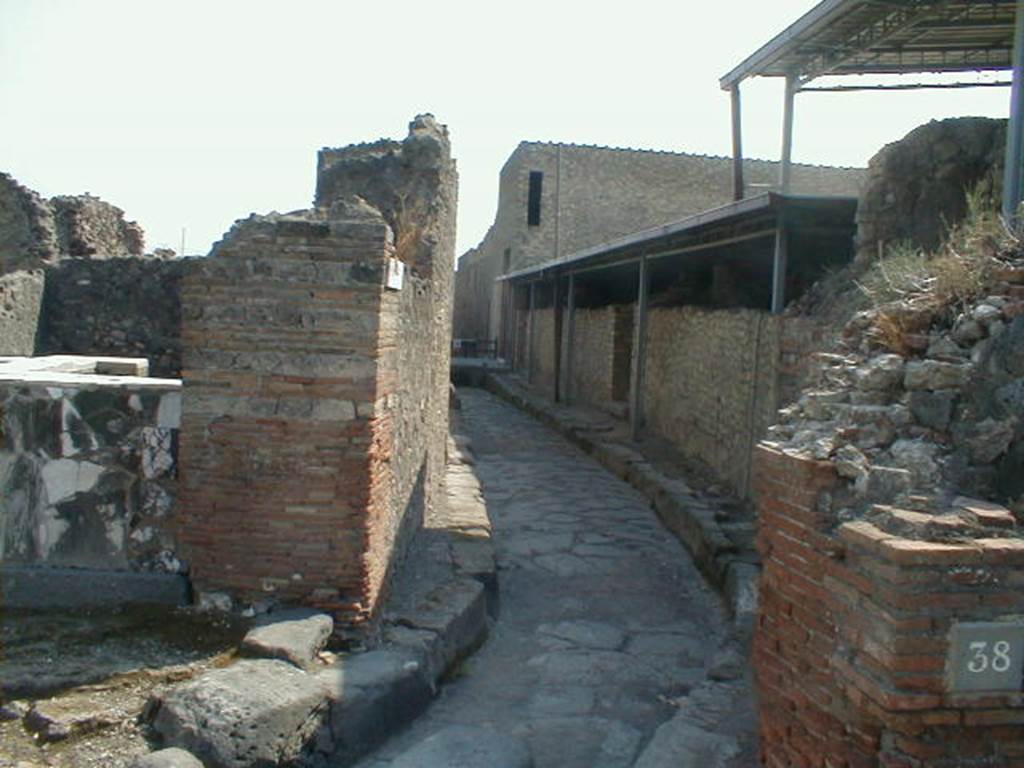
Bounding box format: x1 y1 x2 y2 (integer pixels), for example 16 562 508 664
0 0 1012 259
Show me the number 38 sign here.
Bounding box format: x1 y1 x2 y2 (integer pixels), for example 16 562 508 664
948 623 1024 693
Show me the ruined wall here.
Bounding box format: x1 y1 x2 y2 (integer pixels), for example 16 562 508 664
857 117 1006 260
51 195 145 258
453 142 865 340
0 173 145 273
37 257 186 377
0 357 181 573
179 116 456 627
0 270 44 356
755 445 1024 768
0 174 58 272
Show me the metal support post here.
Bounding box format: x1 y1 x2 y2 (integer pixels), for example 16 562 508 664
553 276 563 402
771 218 789 315
731 85 745 201
527 282 536 384
1004 0 1024 227
563 273 576 404
629 257 649 441
779 74 797 192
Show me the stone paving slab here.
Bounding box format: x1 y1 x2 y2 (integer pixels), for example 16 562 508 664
486 372 761 634
357 388 757 768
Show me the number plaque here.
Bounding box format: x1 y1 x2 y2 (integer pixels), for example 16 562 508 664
948 622 1024 693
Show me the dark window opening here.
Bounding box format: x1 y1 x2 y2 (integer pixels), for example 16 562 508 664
503 247 511 273
527 171 543 226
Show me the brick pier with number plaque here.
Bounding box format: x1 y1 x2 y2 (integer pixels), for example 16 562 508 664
754 445 1024 768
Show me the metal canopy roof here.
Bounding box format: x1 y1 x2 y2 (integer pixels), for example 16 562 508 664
721 0 1018 89
498 192 857 283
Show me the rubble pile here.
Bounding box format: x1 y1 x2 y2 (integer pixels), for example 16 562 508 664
767 261 1024 522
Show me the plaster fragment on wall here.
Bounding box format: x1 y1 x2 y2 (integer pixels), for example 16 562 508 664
156 392 181 428
128 394 142 412
36 506 70 558
40 459 105 504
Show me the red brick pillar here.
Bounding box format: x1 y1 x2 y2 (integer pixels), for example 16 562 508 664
177 209 391 625
754 444 1024 768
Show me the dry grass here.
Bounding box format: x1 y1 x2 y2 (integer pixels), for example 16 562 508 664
802 185 1020 349
392 194 426 266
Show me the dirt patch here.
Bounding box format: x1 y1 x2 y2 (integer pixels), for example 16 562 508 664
0 606 245 767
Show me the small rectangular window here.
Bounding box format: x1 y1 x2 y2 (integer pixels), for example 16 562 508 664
503 247 511 273
527 171 543 226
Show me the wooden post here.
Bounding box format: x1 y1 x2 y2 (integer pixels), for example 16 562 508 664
779 74 798 192
563 272 576 404
731 85 745 201
629 257 649 441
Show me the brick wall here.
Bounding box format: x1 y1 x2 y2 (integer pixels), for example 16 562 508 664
755 444 1024 768
178 116 455 628
178 210 389 623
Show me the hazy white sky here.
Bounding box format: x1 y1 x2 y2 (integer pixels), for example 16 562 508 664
0 0 1011 258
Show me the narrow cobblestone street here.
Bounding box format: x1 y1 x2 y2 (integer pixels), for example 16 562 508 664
359 389 751 767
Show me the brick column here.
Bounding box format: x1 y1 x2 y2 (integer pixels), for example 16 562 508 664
754 444 1024 768
178 208 392 625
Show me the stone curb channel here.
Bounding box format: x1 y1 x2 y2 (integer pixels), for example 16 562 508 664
133 434 497 768
485 374 760 635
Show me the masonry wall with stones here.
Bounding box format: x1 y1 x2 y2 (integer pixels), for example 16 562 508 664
454 142 865 342
178 116 456 628
0 269 45 356
514 301 822 498
36 257 187 377
0 358 181 574
0 173 145 273
568 307 618 407
643 307 783 495
856 117 1007 261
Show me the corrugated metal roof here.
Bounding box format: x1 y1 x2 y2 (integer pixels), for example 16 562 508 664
721 0 1017 89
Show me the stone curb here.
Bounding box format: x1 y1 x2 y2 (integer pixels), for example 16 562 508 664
1 566 190 609
485 373 758 633
145 437 497 768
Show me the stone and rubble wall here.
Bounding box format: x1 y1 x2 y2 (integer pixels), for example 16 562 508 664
569 307 617 406
856 117 1006 261
37 257 186 377
0 173 145 273
178 116 456 628
0 270 45 356
643 307 813 497
0 357 181 574
529 307 557 397
755 249 1024 765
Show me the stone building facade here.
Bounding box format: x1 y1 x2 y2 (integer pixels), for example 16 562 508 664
453 142 865 342
177 116 456 628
